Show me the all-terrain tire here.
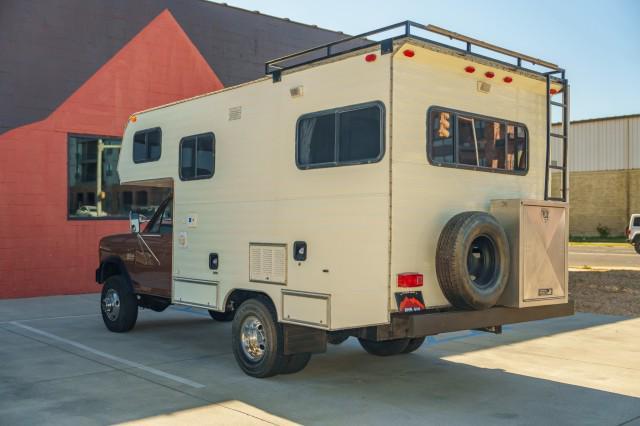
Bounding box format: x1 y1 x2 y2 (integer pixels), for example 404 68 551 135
280 353 312 375
231 297 287 378
401 337 426 354
634 242 640 255
358 338 410 356
208 310 235 322
100 275 138 333
436 211 510 310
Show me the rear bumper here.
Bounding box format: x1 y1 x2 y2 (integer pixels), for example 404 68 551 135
360 301 575 341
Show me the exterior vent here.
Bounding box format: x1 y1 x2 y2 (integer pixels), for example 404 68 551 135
477 81 491 93
249 243 287 284
228 106 242 121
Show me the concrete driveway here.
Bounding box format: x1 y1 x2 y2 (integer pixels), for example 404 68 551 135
570 244 640 270
1 294 638 425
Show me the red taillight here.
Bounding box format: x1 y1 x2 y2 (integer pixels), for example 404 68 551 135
403 49 415 57
464 66 475 73
485 71 495 78
365 53 377 62
397 273 423 288
626 227 630 237
503 76 513 83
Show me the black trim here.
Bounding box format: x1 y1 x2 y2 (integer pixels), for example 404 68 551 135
295 101 386 170
426 105 530 176
178 132 216 181
96 256 134 293
133 127 162 164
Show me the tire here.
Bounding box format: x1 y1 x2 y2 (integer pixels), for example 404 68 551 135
209 310 235 322
358 338 410 356
231 297 286 378
634 242 640 255
280 353 312 375
436 211 510 310
100 275 138 333
402 337 426 354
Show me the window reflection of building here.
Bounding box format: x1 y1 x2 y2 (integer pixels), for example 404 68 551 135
68 135 170 218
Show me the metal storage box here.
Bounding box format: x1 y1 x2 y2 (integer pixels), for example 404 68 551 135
490 199 569 308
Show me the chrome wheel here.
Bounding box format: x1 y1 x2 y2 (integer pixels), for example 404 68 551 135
102 289 121 321
240 315 266 362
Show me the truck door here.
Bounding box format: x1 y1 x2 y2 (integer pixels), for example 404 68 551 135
131 197 173 298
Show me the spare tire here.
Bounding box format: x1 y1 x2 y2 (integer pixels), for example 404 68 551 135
436 211 510 310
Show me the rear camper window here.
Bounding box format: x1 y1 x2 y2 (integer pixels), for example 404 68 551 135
133 128 162 163
428 108 528 174
179 133 215 181
296 102 384 169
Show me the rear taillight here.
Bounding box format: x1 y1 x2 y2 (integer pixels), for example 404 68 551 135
626 227 630 237
397 273 423 288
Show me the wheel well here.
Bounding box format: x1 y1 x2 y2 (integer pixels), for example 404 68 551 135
101 262 121 281
224 289 275 313
97 257 132 292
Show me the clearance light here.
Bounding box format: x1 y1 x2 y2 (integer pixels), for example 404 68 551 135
550 88 558 95
503 76 513 83
397 273 424 288
129 115 137 123
464 66 476 73
485 71 495 79
403 49 415 57
365 53 377 62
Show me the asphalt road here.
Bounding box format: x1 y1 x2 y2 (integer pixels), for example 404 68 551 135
1 294 639 425
569 244 640 269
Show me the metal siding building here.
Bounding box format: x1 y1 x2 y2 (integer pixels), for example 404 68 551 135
553 114 640 236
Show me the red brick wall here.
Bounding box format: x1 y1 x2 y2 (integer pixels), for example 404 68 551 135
0 10 223 298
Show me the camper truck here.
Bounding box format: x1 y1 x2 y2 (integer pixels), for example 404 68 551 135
96 21 573 378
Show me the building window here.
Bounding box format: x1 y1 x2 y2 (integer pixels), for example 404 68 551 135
68 135 170 219
427 107 528 174
296 102 385 169
179 133 215 180
133 128 162 163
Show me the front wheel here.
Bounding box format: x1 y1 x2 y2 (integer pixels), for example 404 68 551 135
100 275 138 333
231 298 287 378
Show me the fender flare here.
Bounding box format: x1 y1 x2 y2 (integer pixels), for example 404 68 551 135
96 256 134 293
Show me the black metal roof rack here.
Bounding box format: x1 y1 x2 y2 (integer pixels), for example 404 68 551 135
265 20 564 82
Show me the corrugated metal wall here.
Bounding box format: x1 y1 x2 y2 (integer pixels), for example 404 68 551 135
552 115 640 171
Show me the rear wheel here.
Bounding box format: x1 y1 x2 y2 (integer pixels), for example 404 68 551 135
402 337 426 354
634 242 640 255
280 353 312 374
208 310 235 322
231 298 287 378
100 275 138 333
358 338 410 356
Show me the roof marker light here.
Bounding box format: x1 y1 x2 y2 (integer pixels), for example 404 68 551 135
550 88 558 95
464 66 476 73
485 71 495 79
129 115 137 123
403 49 415 58
503 76 513 83
365 53 377 62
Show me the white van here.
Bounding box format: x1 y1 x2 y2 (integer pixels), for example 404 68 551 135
96 21 573 377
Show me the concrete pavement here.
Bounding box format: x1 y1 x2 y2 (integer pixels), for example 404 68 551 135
0 294 639 425
569 244 640 270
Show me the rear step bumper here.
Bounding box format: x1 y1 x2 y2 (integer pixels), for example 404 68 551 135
360 301 575 341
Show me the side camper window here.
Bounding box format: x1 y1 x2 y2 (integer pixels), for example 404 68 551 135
179 133 215 180
427 107 528 175
296 102 384 169
133 128 162 163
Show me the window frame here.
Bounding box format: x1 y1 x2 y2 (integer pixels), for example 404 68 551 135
67 133 128 221
178 132 216 181
426 106 529 176
133 127 162 164
295 101 386 170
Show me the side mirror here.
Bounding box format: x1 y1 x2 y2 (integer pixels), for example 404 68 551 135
129 211 141 233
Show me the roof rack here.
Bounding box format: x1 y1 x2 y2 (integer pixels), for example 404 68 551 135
265 21 563 82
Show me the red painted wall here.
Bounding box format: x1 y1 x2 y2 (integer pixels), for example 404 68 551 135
0 10 223 298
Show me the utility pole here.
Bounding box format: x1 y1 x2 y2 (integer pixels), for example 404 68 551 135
96 139 122 217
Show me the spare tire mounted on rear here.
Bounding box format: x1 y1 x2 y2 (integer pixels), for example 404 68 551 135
436 211 510 310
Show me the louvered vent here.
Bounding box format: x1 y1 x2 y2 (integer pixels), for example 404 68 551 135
228 106 242 121
249 243 287 284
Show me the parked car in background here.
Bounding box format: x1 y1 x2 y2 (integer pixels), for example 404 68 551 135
75 205 106 217
626 214 640 254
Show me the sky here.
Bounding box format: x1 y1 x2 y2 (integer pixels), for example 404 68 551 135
219 0 639 121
